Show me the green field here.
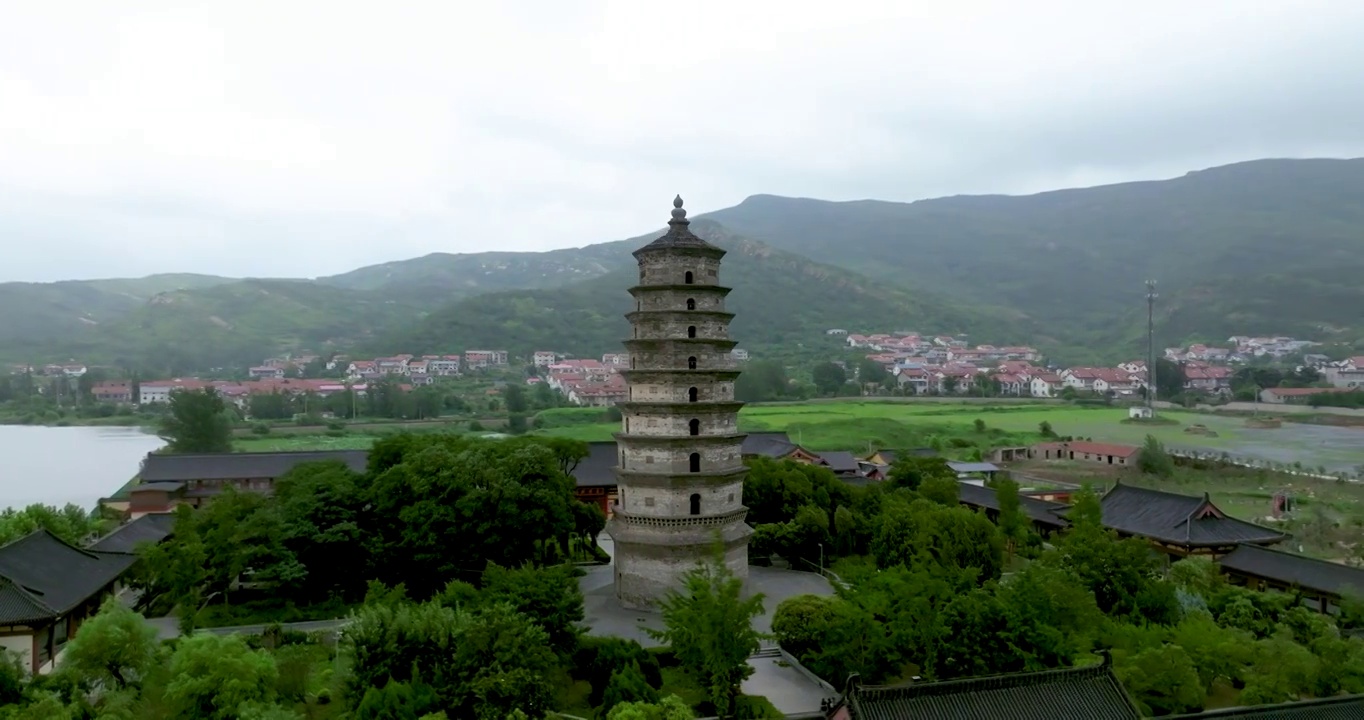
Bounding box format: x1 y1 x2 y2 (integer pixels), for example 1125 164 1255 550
224 401 1360 473
534 402 1217 452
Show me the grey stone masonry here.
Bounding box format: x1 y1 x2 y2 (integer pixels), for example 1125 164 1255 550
606 196 753 610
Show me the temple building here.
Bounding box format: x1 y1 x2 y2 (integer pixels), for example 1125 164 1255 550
605 196 752 610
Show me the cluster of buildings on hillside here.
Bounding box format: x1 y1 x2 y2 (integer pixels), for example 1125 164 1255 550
90 377 383 408
871 355 1238 399
539 356 628 407
1163 336 1319 363
836 331 1042 363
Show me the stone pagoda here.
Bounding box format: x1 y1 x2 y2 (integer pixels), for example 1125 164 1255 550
605 196 752 610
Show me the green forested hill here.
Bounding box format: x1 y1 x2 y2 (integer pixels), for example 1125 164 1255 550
383 220 1035 359
319 245 630 301
0 274 235 354
18 280 423 374
701 158 1364 352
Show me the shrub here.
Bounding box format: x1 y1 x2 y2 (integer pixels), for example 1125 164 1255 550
251 423 272 435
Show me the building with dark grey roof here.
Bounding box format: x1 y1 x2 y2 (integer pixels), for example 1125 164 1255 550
1071 482 1288 556
0 530 138 673
1218 543 1364 614
1168 695 1364 719
138 449 369 483
818 451 862 477
824 655 1140 720
88 513 177 555
957 482 1069 533
127 450 370 516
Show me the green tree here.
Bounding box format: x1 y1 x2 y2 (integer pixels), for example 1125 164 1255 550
993 476 1026 561
601 661 660 715
159 388 234 453
1136 434 1175 477
0 503 108 546
1153 357 1185 400
1115 644 1204 716
607 695 695 720
1038 420 1055 438
476 562 585 657
163 634 279 720
886 457 955 493
811 362 847 396
57 599 160 693
856 358 890 389
734 361 789 402
503 383 528 414
648 548 766 716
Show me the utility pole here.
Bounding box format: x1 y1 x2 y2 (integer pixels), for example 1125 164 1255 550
1146 280 1158 413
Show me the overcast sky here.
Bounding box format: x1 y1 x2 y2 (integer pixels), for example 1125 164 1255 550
3 1 1364 283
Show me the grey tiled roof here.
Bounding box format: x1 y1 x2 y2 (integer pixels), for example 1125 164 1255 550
742 432 799 459
572 442 618 488
0 530 136 623
89 513 177 555
957 482 1069 529
1167 695 1364 718
1217 544 1364 598
0 577 55 626
819 451 862 474
632 199 724 257
139 450 370 482
1083 483 1287 548
835 659 1140 720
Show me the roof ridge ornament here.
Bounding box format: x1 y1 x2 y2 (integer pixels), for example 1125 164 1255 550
671 195 688 223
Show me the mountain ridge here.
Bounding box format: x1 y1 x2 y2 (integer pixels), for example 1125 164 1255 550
3 157 1361 367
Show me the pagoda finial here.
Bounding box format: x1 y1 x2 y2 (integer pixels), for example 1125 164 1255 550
671 195 687 222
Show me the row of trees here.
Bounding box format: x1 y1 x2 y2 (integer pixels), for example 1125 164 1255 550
135 432 606 631
751 456 1364 715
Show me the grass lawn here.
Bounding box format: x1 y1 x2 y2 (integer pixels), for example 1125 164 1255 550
235 434 382 452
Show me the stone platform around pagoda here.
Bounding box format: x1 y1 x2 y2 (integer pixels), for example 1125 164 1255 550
579 535 835 647
578 535 836 715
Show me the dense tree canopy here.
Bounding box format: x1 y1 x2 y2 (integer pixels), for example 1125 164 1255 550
158 388 234 453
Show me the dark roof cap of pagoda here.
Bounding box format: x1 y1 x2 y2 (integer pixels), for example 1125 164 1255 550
633 195 725 258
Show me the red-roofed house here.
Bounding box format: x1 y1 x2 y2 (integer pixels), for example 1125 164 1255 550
993 373 1028 396
1184 366 1233 392
1034 441 1141 466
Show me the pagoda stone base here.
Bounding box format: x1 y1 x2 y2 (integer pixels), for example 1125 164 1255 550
607 519 752 610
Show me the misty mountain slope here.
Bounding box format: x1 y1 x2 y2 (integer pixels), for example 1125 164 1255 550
382 220 1035 358
44 279 423 373
0 273 236 351
318 244 633 301
700 158 1364 344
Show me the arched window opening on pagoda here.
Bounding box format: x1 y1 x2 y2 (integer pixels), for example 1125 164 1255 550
690 493 701 515
689 419 700 436
684 271 694 284
687 326 697 338
686 298 696 310
688 386 698 402
689 453 700 472
688 356 697 370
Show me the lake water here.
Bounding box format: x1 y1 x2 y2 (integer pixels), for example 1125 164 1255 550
0 426 164 510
